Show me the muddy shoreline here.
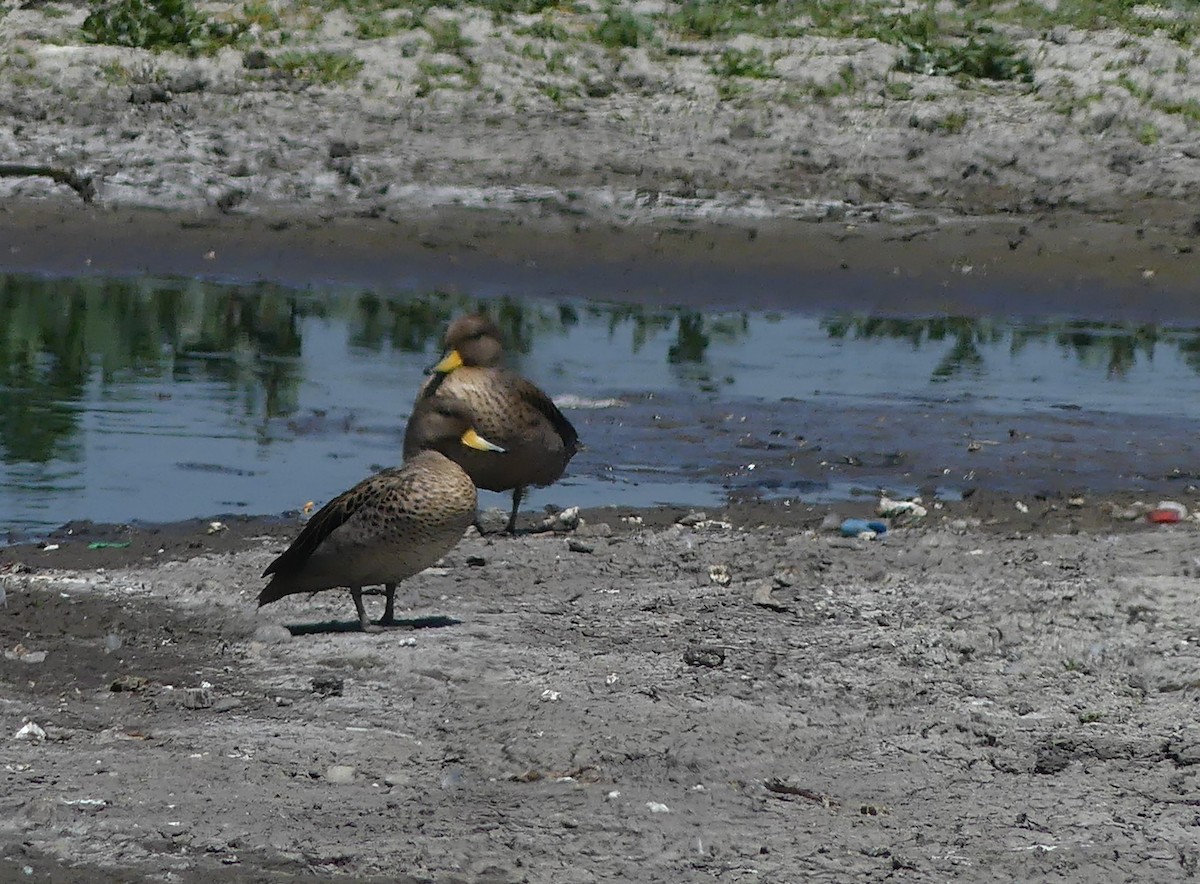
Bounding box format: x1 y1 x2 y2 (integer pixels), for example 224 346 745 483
5 507 1200 882
3 200 1198 321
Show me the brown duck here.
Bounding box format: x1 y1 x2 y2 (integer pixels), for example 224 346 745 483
259 398 504 630
403 313 579 534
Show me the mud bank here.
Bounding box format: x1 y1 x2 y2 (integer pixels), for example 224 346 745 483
1 0 1198 232
4 507 1200 881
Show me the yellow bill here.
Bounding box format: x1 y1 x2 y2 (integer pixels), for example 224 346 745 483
461 428 505 453
432 349 464 373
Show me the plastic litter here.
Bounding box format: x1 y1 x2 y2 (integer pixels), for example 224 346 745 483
840 519 889 539
1147 508 1183 524
13 722 47 743
878 496 927 522
708 564 732 586
1155 501 1188 519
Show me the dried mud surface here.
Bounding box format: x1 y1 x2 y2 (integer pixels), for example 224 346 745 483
1 0 1199 233
5 505 1200 882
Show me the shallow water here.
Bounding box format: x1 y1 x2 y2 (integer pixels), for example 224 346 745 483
3 272 1200 537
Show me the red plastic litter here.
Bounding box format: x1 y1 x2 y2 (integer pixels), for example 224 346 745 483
1147 509 1182 524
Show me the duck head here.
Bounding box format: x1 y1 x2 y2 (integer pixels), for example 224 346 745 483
430 313 505 373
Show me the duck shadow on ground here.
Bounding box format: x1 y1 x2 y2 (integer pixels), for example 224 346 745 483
284 615 461 636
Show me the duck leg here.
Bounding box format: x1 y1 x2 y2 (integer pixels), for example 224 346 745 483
350 587 379 632
378 583 398 626
505 487 525 535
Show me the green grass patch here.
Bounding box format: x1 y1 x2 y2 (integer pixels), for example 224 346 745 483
995 0 1199 45
667 0 1038 83
1137 121 1160 145
273 49 365 84
668 0 800 39
594 5 652 48
238 0 281 30
415 56 481 93
712 46 775 79
481 0 560 15
514 13 568 40
936 109 969 134
1117 73 1200 123
882 9 1034 83
716 79 750 101
803 62 860 99
425 17 474 53
82 0 242 53
355 11 418 38
98 59 132 83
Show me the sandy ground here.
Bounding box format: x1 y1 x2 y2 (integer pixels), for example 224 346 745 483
4 502 1200 882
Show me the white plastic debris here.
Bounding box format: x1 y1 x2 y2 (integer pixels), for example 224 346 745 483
552 395 626 410
4 647 47 664
708 564 732 586
646 802 671 814
539 507 580 533
540 689 561 702
1015 501 1030 514
13 722 47 743
878 496 927 522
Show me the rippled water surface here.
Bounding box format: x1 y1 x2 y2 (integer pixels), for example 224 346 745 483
4 272 1200 537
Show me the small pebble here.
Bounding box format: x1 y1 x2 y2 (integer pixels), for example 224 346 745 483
383 771 409 787
683 645 726 667
567 538 594 554
180 688 213 710
326 765 356 784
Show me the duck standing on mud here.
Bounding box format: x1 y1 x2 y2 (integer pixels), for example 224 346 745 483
404 313 580 535
258 398 504 631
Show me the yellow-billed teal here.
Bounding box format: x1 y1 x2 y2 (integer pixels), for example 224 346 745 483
259 397 504 630
403 313 579 534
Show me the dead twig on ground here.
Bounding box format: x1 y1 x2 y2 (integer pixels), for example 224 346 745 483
0 163 96 202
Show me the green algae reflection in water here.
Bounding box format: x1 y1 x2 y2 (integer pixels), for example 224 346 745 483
4 273 1200 535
